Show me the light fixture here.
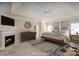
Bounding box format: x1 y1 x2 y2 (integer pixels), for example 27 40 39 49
44 9 53 15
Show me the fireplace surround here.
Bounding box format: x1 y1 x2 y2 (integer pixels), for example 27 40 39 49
0 31 17 49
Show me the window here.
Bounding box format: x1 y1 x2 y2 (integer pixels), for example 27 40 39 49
47 25 53 32
71 23 79 35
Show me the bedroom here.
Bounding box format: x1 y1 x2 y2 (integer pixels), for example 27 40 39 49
0 2 79 56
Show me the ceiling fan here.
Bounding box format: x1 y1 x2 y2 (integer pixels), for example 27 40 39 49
44 9 54 15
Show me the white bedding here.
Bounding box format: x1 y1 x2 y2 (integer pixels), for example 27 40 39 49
42 32 69 43
42 35 63 40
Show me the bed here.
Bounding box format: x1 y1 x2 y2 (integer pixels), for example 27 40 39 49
41 32 69 46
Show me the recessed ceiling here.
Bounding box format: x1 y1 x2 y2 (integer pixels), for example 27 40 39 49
11 2 79 21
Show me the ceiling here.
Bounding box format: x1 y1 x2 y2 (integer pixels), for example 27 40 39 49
11 2 79 21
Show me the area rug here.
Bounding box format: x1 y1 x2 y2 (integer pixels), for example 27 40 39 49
28 40 60 55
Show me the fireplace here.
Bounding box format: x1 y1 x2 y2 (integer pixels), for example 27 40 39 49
0 31 17 49
5 35 15 47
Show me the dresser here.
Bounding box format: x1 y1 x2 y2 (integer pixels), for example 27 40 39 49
20 32 36 42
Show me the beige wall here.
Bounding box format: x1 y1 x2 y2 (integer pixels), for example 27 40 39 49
15 19 37 32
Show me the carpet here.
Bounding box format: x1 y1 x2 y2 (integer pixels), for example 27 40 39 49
28 40 60 55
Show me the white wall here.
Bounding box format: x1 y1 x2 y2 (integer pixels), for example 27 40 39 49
0 3 12 25
0 3 11 15
0 3 11 17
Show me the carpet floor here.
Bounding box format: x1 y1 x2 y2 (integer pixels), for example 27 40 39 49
28 40 60 55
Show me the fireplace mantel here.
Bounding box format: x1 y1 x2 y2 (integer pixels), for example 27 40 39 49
0 25 17 32
0 31 17 49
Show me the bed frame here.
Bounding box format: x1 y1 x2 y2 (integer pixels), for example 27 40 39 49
41 36 65 46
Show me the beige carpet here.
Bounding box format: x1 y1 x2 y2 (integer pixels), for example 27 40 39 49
0 42 48 56
28 40 60 53
0 40 60 56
